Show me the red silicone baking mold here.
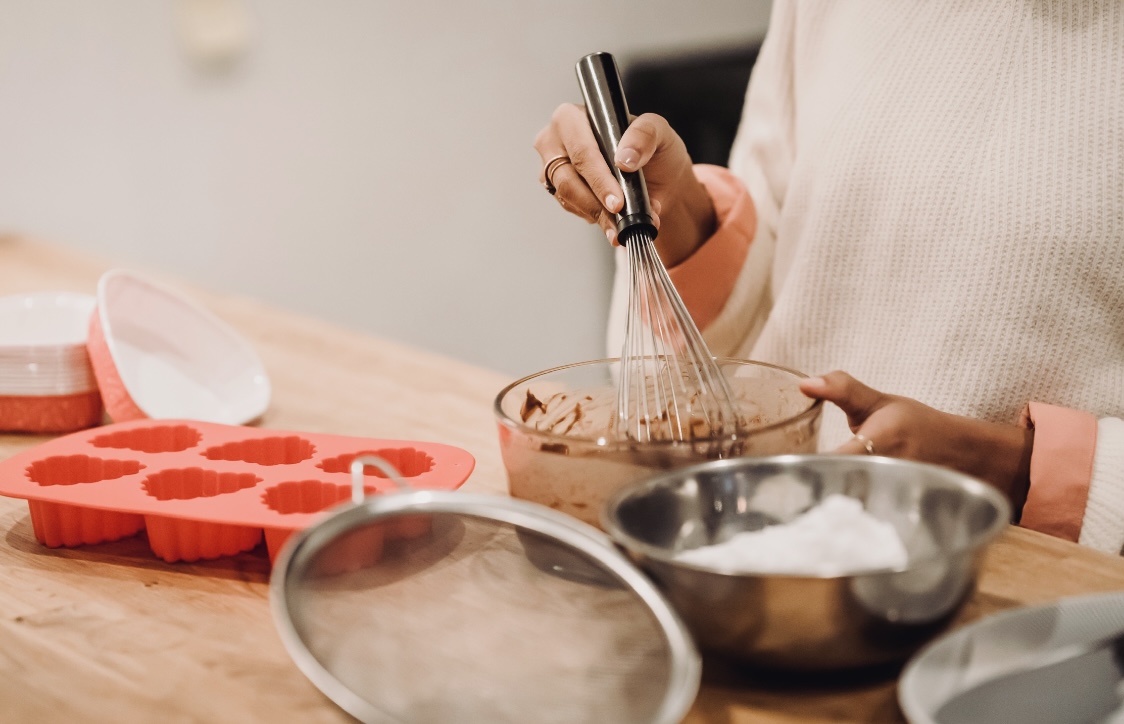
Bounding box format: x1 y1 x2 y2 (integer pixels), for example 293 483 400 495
0 419 475 564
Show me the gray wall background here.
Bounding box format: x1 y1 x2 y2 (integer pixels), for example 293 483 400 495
0 0 771 377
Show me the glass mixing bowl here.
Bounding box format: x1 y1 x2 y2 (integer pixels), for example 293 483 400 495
494 358 822 529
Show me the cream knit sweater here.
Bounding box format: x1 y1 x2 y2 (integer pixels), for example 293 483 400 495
608 1 1124 551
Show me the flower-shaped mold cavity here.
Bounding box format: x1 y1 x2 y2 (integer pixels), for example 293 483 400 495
89 424 202 454
145 515 262 563
141 466 265 562
143 468 262 501
259 480 431 562
28 500 145 548
26 455 144 487
23 456 147 547
319 448 435 479
202 436 315 466
262 480 355 515
261 480 364 562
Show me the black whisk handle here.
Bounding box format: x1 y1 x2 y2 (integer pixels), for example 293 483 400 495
576 52 658 245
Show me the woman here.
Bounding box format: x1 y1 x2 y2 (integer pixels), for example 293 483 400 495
534 1 1124 552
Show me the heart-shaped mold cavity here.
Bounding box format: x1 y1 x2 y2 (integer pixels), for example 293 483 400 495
89 424 203 454
201 436 315 466
26 455 145 486
261 480 366 515
318 448 435 478
143 468 262 501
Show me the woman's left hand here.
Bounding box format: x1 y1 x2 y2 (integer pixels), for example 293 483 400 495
799 371 1033 515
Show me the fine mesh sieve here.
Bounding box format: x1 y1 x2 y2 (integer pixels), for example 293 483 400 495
270 456 701 723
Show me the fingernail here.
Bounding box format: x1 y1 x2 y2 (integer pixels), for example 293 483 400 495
605 227 616 244
651 198 662 215
616 148 639 170
802 377 826 389
606 194 621 212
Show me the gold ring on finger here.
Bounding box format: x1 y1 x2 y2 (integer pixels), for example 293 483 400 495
542 154 571 195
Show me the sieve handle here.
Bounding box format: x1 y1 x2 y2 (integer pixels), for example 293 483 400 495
576 51 657 245
349 455 408 504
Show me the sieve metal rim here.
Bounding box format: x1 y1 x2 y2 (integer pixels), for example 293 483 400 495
269 488 702 724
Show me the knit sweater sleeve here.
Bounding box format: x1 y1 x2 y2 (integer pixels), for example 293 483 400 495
1079 418 1124 554
665 165 755 331
1018 403 1124 556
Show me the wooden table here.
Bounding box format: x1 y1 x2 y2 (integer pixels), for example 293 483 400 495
2 235 1123 723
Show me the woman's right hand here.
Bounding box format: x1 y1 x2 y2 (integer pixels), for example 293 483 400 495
533 104 718 268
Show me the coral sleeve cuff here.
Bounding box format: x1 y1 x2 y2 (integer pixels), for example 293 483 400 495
666 164 756 331
1017 401 1098 542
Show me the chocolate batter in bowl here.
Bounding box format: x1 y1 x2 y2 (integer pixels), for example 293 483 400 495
494 358 823 529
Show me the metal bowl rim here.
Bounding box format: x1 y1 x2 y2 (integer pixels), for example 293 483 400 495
601 453 1012 580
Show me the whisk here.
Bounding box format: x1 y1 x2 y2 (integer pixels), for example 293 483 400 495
576 52 741 446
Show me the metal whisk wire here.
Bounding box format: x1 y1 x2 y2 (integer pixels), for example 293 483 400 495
617 230 739 444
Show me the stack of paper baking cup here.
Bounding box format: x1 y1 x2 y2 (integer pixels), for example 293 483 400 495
0 292 104 433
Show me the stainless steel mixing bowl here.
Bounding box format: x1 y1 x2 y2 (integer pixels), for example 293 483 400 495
602 455 1011 670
